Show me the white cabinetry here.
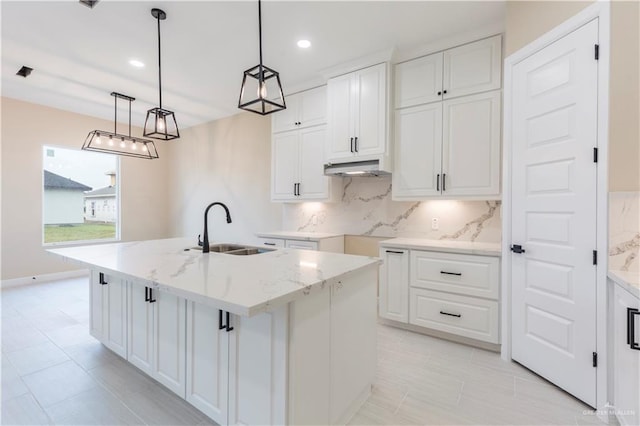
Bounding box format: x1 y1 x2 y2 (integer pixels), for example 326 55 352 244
89 270 127 358
395 35 502 109
612 282 640 426
272 86 326 133
127 283 186 398
378 244 500 345
257 234 344 253
327 63 389 162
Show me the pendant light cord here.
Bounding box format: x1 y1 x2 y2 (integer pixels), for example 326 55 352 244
128 99 132 137
258 0 263 75
114 94 117 134
157 14 162 109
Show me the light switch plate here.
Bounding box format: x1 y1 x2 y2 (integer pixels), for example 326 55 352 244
431 218 439 230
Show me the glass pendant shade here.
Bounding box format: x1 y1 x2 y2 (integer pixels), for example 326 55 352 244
144 8 180 140
82 92 159 159
238 0 286 116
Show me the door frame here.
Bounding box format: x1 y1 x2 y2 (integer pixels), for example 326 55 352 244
501 0 610 415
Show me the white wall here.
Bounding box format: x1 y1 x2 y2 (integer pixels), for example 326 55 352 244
1 97 171 280
166 112 282 245
44 189 85 225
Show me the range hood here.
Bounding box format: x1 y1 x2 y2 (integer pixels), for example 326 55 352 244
324 159 391 177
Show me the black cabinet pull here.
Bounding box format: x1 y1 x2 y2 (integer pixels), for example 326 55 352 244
296 183 301 196
385 250 404 254
443 90 448 94
437 91 442 96
440 271 462 276
99 272 108 285
354 136 359 152
628 308 640 350
511 244 526 254
440 311 461 318
145 287 150 302
225 311 234 332
293 183 297 196
264 242 276 246
350 137 354 153
436 174 440 191
149 288 156 303
442 173 446 191
219 310 225 330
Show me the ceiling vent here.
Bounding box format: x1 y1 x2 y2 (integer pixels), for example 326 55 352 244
79 0 99 8
16 66 33 78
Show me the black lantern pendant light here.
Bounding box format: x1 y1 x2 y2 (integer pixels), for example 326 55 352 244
238 0 286 115
144 8 180 140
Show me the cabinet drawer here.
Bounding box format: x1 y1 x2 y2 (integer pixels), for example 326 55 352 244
285 240 318 251
258 238 285 248
410 250 499 299
410 288 499 343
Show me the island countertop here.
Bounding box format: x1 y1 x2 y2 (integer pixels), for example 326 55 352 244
47 237 380 317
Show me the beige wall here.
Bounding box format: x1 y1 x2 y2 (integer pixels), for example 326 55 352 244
166 112 282 245
505 1 640 191
1 97 171 280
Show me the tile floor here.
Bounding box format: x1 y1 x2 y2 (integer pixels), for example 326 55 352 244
1 277 603 425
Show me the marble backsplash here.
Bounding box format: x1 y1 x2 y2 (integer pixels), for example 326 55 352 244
609 192 640 273
281 176 502 243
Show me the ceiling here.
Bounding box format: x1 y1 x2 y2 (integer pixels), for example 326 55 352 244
2 1 505 130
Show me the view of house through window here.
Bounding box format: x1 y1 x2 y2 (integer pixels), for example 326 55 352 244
43 146 119 244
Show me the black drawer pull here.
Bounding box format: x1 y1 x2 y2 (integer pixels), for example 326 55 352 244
145 286 150 302
219 310 225 330
440 271 462 276
225 311 234 332
99 272 108 285
263 242 276 246
385 250 404 254
440 311 461 318
628 308 640 350
148 288 156 303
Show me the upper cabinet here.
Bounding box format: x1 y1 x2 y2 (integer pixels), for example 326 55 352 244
272 86 327 133
326 63 389 162
395 35 502 109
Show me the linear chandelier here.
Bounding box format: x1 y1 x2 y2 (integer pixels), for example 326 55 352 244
82 92 159 159
238 0 286 115
144 8 180 140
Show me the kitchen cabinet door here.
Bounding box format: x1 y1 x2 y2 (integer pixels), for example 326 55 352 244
285 239 318 251
441 90 501 197
327 73 356 161
298 126 329 200
271 132 299 201
395 52 444 109
393 103 443 199
103 275 127 358
272 95 299 133
153 289 186 398
127 283 153 376
89 270 104 340
186 301 229 425
378 248 409 323
443 35 502 100
353 63 387 157
228 307 287 426
613 284 640 426
272 86 327 133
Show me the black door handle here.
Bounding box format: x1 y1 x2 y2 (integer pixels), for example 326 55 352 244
385 250 404 254
442 173 446 191
440 271 462 276
354 136 358 152
264 242 276 246
296 183 301 196
628 308 640 350
219 310 225 330
148 288 156 303
145 287 150 302
443 89 448 94
350 137 354 153
440 311 461 318
225 311 234 332
511 244 526 254
436 174 440 191
99 272 108 285
437 91 442 96
293 183 297 196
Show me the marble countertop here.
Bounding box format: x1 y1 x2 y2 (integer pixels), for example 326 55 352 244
609 270 640 299
256 231 343 241
379 238 502 257
47 237 379 317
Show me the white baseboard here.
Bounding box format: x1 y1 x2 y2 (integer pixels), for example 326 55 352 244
1 269 89 289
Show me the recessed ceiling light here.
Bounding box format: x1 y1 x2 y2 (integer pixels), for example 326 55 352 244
297 39 311 49
129 59 145 68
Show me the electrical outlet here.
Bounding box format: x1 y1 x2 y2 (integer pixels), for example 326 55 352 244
431 218 439 230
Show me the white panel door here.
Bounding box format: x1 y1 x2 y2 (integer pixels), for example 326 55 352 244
127 283 153 375
153 289 186 398
104 277 127 358
271 131 299 201
285 239 318 251
443 35 502 99
298 126 329 200
299 86 327 128
327 73 355 161
441 90 501 196
511 19 599 407
354 63 386 156
395 52 444 108
89 271 103 340
378 248 409 323
393 103 443 199
186 302 229 425
271 93 299 133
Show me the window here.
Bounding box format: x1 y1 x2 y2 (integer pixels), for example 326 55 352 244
43 146 119 244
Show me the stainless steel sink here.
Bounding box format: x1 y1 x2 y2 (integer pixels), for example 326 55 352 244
189 244 275 255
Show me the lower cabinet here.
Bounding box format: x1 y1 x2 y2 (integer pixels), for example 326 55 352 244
612 282 640 426
378 246 500 344
257 235 345 253
127 283 186 398
89 270 127 358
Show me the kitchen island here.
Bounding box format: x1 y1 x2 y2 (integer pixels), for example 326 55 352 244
48 237 380 425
